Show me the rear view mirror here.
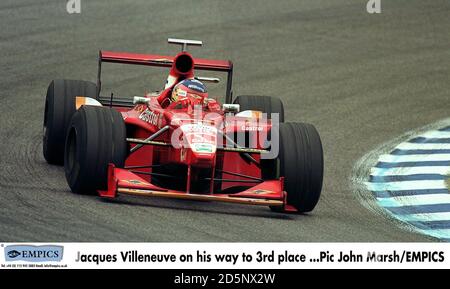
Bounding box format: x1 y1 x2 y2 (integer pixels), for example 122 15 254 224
222 104 240 113
195 76 220 83
133 96 150 105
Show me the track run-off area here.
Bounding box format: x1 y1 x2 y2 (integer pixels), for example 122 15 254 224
358 119 450 242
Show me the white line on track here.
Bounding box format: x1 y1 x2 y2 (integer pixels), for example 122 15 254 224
366 180 447 192
400 212 450 222
370 166 450 176
395 142 450 150
418 130 450 139
378 154 450 163
416 229 450 239
377 194 450 207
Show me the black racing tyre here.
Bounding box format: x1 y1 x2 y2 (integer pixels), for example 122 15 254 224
266 122 323 213
233 95 284 122
64 106 127 195
43 79 97 165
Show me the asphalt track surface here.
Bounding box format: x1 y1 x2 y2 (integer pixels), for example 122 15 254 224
1 0 449 242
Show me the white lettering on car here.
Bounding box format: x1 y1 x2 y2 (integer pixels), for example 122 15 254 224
139 109 160 126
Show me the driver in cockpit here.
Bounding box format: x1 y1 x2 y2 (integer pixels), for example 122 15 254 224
170 78 208 104
164 78 220 111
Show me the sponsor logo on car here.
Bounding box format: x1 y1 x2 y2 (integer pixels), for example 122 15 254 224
242 125 263 131
125 180 146 185
192 143 215 153
252 189 272 195
134 104 146 113
182 123 217 135
139 109 161 127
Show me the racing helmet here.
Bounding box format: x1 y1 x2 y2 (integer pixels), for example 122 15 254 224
170 79 208 103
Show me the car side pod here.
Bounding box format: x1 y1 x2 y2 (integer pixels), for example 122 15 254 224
98 164 286 208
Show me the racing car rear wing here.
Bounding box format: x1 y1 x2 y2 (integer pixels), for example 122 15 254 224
97 50 234 103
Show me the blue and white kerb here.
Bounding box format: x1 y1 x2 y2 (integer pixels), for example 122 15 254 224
366 126 450 242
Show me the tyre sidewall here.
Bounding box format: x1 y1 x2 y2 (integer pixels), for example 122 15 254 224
65 106 127 195
279 122 323 212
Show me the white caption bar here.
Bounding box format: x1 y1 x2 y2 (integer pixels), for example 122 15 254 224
1 243 449 269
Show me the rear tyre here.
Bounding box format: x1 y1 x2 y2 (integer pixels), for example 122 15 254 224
43 79 97 165
233 95 284 122
264 122 323 213
64 106 127 195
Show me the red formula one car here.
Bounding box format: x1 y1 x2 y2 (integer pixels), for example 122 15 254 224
43 38 323 213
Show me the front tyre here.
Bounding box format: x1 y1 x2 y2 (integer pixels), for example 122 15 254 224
64 106 127 195
267 122 324 213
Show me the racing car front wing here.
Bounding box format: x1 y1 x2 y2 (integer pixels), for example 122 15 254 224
98 164 287 208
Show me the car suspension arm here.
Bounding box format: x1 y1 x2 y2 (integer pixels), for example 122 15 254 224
218 131 261 166
129 125 170 153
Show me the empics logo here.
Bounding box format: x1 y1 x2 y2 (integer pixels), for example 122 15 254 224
4 245 63 262
7 250 21 259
